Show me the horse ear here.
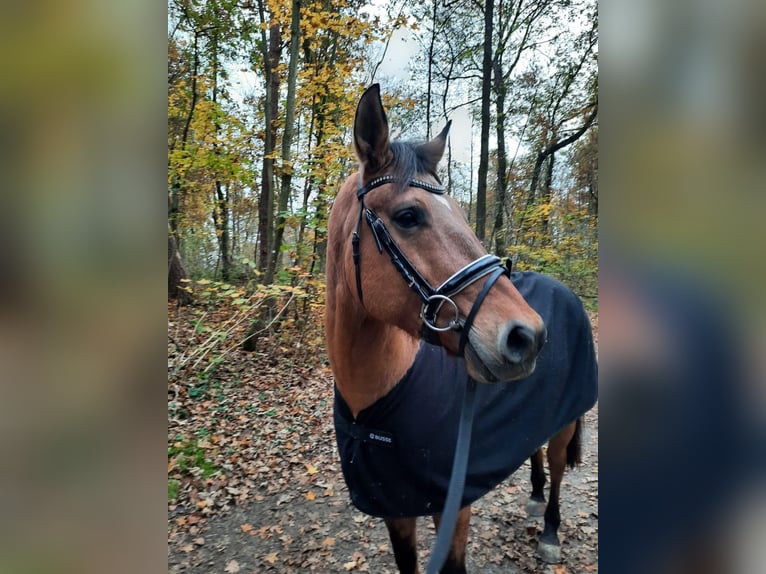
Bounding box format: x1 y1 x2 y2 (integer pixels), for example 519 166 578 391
354 84 392 174
417 120 452 174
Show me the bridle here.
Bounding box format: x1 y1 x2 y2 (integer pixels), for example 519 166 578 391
352 174 512 355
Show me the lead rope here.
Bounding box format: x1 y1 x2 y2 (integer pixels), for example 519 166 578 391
425 376 477 574
425 262 506 573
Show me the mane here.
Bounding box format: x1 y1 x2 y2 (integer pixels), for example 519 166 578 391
388 140 442 194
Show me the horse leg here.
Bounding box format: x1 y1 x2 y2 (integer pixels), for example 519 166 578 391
431 506 471 574
526 448 547 517
385 517 420 574
538 421 579 564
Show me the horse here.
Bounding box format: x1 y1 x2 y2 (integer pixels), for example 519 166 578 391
325 84 598 573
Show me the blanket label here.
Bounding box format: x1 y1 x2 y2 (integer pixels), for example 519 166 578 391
366 430 394 447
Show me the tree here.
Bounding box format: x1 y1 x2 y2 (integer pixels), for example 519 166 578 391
168 228 192 304
269 0 302 283
528 16 598 201
490 0 555 255
476 0 495 242
167 28 201 300
254 0 282 282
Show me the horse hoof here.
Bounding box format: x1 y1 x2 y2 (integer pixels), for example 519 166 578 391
538 541 561 563
526 499 546 517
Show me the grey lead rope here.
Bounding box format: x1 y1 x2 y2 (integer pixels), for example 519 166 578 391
425 377 477 574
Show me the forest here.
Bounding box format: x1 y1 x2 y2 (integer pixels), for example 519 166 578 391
168 0 597 312
168 1 598 570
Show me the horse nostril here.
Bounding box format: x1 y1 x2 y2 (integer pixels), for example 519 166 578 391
501 322 544 365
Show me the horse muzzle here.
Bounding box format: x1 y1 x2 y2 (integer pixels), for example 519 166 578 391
464 321 547 383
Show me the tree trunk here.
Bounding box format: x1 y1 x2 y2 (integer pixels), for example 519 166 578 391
169 30 200 242
269 0 301 282
544 151 555 196
296 94 318 257
167 31 200 300
425 0 438 139
168 232 192 305
491 59 508 256
588 174 598 216
541 151 554 235
213 182 233 280
297 92 326 264
256 0 281 283
310 192 329 276
211 35 233 281
245 2 282 351
475 0 494 242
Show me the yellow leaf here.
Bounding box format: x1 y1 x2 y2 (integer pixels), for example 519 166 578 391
305 463 318 475
305 491 316 501
343 561 357 571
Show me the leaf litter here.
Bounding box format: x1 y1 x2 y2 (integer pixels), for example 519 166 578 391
168 303 598 573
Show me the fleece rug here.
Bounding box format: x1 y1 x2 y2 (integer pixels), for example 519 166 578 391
333 271 598 518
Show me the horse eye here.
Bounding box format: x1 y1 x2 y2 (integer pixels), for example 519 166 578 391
392 208 422 229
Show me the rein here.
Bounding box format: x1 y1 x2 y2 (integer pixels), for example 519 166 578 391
353 175 512 354
351 174 511 573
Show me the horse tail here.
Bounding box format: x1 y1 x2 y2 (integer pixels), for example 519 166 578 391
566 417 583 469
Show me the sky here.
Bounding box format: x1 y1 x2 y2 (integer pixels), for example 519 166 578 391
367 23 475 164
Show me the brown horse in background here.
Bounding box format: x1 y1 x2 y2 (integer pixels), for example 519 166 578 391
325 85 595 573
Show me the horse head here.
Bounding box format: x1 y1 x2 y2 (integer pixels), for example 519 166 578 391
332 84 546 383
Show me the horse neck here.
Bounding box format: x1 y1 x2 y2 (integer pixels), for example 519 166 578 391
326 284 420 419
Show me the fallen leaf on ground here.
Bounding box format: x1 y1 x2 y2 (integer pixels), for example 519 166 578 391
264 552 278 564
224 560 240 573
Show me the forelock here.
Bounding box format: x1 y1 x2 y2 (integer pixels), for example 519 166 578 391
388 141 441 194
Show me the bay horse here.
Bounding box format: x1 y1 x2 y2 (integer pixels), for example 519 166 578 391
325 84 598 573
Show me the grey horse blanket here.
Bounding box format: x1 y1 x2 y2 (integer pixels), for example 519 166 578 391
333 271 598 518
